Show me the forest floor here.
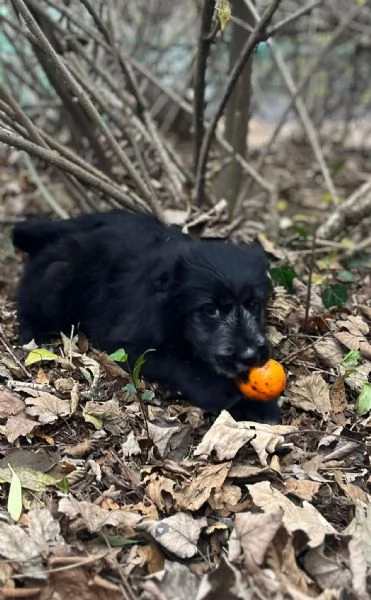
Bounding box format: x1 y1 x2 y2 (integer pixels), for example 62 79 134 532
0 141 370 600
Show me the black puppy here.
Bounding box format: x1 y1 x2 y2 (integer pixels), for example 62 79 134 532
13 211 280 423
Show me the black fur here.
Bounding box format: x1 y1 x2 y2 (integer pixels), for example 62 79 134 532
13 211 280 423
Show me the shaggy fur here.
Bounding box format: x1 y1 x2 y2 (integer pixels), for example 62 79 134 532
13 211 280 423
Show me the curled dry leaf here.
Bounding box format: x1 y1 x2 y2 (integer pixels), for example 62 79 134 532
247 481 336 547
144 472 177 512
228 509 283 568
194 410 295 465
138 512 207 559
25 390 71 424
284 479 321 502
286 372 331 418
176 462 231 511
345 501 371 566
329 376 348 413
83 399 126 434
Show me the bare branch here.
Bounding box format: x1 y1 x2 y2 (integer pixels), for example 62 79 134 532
193 0 282 206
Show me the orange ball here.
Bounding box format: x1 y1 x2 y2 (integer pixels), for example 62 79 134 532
237 359 286 402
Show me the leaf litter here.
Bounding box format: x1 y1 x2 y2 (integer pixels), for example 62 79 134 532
0 226 371 599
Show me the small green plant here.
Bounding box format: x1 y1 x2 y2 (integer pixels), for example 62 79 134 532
108 347 156 453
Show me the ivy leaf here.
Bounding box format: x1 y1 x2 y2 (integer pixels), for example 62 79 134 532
343 350 361 368
270 264 297 293
322 284 348 309
337 269 354 283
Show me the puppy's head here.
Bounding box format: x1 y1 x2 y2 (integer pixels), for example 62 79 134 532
171 240 272 378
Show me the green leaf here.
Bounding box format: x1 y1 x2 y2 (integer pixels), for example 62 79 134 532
357 382 371 416
122 383 137 396
108 348 128 363
270 264 297 293
286 225 309 240
83 413 103 429
322 284 348 309
142 390 155 402
7 466 22 521
337 269 354 283
57 477 70 494
25 348 59 366
132 349 155 387
343 349 360 368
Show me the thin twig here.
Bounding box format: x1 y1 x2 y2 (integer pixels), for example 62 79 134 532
193 0 216 173
193 0 282 206
0 128 148 212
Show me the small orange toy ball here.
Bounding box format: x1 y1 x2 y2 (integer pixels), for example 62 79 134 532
238 359 286 402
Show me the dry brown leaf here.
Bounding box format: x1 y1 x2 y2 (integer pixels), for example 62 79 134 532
286 372 331 418
144 473 177 511
228 509 283 568
284 479 321 501
176 462 231 511
345 501 371 566
329 376 347 413
36 368 50 385
196 557 252 600
139 512 207 559
333 471 369 503
304 536 351 590
63 440 95 458
0 388 25 418
334 316 371 359
293 278 324 313
348 537 368 599
194 410 295 465
266 527 312 593
209 484 242 510
58 496 142 532
83 399 126 434
5 415 38 442
25 390 71 424
147 420 190 458
140 560 199 600
314 338 344 369
247 481 336 547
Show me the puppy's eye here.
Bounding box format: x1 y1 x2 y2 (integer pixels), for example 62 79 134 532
243 299 260 311
202 305 219 318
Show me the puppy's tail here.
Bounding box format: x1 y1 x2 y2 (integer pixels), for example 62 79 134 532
12 219 74 255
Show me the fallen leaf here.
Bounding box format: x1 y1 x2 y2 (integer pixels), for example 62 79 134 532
138 512 206 558
247 481 336 547
0 388 25 418
314 338 344 369
284 480 321 501
176 463 231 511
140 560 199 600
25 348 59 366
329 376 347 413
121 430 141 458
5 415 38 442
194 410 295 465
345 501 371 566
147 420 191 458
25 391 71 424
228 509 283 568
304 535 351 590
58 496 142 532
286 373 331 418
